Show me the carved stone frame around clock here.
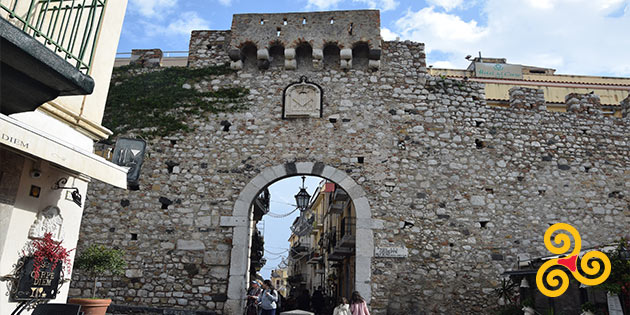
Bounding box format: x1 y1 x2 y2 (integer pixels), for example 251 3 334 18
282 76 323 119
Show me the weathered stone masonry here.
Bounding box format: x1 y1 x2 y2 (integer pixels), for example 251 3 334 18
71 10 630 315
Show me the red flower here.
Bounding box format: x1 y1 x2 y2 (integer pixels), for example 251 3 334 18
29 233 73 280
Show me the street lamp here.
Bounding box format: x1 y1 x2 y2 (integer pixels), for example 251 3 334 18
294 176 310 211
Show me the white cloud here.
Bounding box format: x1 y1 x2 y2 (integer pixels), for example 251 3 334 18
217 0 232 5
144 11 210 37
306 0 399 11
391 0 630 76
129 0 176 18
381 27 399 41
432 60 456 68
426 0 464 11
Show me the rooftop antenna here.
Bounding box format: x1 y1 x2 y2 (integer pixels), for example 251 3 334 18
478 51 482 60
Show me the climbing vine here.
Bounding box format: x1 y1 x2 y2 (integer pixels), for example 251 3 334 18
103 64 248 138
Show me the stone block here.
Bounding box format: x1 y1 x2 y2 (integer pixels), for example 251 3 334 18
285 59 297 70
369 59 380 70
295 162 314 174
284 48 296 60
340 48 352 60
125 269 143 278
219 216 248 227
257 48 269 60
176 240 205 250
340 59 352 70
228 49 241 61
230 60 243 70
312 48 323 60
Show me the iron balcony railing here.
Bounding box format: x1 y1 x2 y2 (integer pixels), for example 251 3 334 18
1 0 107 73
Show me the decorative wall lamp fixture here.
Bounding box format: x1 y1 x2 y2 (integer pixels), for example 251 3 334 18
294 176 310 212
52 178 82 207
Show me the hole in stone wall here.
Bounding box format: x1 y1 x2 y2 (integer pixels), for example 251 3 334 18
166 161 180 173
479 221 489 228
475 139 485 149
129 184 140 191
342 118 351 122
200 163 208 169
166 228 175 234
323 44 340 69
296 43 313 70
475 121 484 127
283 18 287 25
131 233 138 240
269 44 285 68
159 197 173 209
609 191 623 199
302 17 307 24
170 139 177 145
241 44 257 71
121 199 130 207
449 243 454 247
184 263 199 277
260 19 264 25
538 190 546 195
348 22 353 35
277 28 281 37
206 44 212 50
109 227 116 232
584 166 591 173
352 42 369 70
220 120 232 132
357 157 364 164
517 176 524 182
485 188 494 194
330 18 334 24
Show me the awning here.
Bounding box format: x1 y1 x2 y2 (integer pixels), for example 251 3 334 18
0 114 128 188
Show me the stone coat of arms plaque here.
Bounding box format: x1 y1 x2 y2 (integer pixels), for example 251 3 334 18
282 76 323 119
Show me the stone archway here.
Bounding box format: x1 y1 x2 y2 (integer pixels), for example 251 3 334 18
222 162 373 314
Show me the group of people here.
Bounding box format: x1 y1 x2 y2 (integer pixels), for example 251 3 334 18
332 291 370 315
246 280 280 315
245 281 370 315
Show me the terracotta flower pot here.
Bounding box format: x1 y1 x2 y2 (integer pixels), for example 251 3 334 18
68 298 112 315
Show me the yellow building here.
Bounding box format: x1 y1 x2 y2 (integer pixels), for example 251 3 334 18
429 57 630 116
271 267 289 297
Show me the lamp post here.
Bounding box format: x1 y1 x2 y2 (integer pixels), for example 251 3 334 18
295 176 310 212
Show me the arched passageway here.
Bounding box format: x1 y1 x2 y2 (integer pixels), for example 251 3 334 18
223 162 373 314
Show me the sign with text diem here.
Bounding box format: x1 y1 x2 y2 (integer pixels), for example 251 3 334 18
475 62 523 79
375 247 409 258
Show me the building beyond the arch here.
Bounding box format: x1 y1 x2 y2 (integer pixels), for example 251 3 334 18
74 9 630 315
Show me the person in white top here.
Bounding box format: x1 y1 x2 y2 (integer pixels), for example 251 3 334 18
333 297 351 315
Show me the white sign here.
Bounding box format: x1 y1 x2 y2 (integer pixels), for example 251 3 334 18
607 292 623 315
375 247 409 258
475 62 523 79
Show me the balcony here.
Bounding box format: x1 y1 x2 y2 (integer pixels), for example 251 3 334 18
327 186 349 214
0 0 104 114
306 250 323 265
326 217 355 260
253 188 270 221
290 240 310 259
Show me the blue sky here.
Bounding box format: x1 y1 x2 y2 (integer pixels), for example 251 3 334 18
120 0 630 76
258 176 322 279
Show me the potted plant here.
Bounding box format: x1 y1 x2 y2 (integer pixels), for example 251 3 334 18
581 301 596 315
69 244 126 315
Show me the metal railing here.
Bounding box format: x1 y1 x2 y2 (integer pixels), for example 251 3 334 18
1 0 107 73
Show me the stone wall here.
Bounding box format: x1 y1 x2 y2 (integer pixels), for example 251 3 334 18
130 49 163 68
565 92 602 115
508 86 545 110
621 94 630 118
72 31 630 315
188 31 231 68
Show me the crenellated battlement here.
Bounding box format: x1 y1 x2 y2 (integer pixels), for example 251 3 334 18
226 10 383 71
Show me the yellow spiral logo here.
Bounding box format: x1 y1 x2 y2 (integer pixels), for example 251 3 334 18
536 223 611 297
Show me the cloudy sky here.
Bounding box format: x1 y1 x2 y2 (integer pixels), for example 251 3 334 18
120 0 630 76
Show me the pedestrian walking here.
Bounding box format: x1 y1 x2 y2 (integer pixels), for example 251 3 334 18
350 291 370 315
333 297 350 315
311 286 324 315
257 279 279 315
246 281 262 315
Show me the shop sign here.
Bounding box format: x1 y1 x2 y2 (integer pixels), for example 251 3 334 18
13 257 62 300
475 62 523 79
375 246 409 258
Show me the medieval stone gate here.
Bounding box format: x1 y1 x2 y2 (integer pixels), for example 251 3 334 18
71 9 630 315
225 162 373 313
